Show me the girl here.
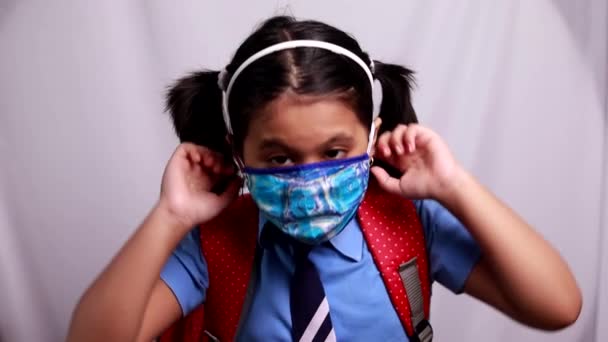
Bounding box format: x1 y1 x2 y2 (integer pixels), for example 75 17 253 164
67 16 581 342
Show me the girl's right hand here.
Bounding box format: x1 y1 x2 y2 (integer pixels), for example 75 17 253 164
157 143 242 232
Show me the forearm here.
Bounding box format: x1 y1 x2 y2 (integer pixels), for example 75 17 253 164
67 203 188 342
438 169 581 327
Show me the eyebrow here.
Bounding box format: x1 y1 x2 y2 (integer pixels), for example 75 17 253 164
259 138 290 152
258 133 355 152
321 134 355 148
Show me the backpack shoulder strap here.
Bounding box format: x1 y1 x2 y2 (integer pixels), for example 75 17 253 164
201 194 259 341
162 182 432 341
358 180 432 340
160 194 259 342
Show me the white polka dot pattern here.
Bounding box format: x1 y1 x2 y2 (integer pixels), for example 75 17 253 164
199 195 259 341
357 181 431 337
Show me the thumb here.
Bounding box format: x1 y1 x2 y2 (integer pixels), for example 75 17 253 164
370 166 402 196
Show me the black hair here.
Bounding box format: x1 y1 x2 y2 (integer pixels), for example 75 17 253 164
166 15 417 163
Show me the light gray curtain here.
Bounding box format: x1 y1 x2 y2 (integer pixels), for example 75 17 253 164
0 1 606 341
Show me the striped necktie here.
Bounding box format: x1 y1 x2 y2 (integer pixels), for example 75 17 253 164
290 242 336 342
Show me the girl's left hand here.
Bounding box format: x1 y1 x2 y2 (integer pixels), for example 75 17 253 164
372 124 464 200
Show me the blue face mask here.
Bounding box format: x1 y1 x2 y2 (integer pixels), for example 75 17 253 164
244 154 371 244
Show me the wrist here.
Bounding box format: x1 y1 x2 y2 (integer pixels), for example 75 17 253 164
433 166 475 207
153 199 195 236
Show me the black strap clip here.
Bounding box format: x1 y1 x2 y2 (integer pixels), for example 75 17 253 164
412 319 433 342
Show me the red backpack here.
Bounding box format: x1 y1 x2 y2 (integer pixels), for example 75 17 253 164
160 181 433 341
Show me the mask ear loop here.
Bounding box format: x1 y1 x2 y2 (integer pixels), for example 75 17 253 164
368 78 379 167
220 86 248 194
366 121 376 155
225 140 249 195
220 85 246 172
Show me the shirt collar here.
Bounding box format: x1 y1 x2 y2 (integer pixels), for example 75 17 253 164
258 214 363 262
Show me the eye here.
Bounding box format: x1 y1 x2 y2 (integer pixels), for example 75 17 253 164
268 155 293 166
325 149 346 159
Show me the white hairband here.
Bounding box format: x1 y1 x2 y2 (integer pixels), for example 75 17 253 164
219 39 376 154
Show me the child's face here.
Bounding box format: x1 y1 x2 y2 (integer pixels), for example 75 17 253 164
241 93 372 168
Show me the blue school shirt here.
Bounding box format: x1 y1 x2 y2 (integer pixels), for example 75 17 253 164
160 199 481 341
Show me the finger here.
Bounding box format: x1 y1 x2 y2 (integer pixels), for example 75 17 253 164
216 177 242 207
376 132 392 158
402 125 417 153
201 150 219 169
219 160 236 175
180 143 225 170
211 165 221 174
179 143 208 159
190 150 202 163
201 152 234 176
414 125 435 147
370 166 402 196
211 158 222 174
177 143 209 168
389 125 408 155
406 124 435 152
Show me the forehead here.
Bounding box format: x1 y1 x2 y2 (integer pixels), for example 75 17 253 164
245 93 367 144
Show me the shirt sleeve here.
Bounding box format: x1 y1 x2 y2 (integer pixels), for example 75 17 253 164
414 199 482 294
160 227 209 316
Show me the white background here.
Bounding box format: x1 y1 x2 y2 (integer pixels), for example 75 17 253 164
0 1 606 341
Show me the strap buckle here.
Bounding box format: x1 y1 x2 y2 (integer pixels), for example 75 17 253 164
399 258 432 342
204 330 220 342
413 319 433 342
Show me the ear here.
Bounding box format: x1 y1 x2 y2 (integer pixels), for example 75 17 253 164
370 117 382 157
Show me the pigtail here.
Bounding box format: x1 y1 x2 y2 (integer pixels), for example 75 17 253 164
373 61 418 177
165 70 230 158
373 61 418 132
